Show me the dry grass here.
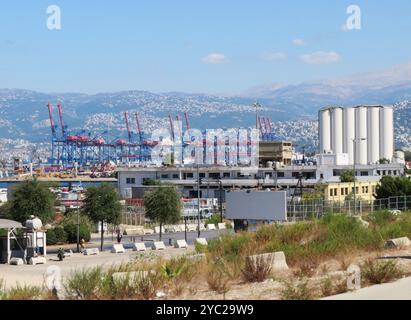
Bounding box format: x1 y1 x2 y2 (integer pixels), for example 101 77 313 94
242 255 273 283
319 276 347 297
361 258 403 285
280 278 316 300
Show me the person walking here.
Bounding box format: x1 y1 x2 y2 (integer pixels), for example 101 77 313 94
116 231 123 244
80 238 85 253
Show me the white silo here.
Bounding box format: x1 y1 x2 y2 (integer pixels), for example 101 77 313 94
355 106 368 165
319 108 331 153
380 106 394 162
367 106 380 164
343 107 355 164
331 107 343 154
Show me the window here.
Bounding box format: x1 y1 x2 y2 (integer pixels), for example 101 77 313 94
223 172 231 178
341 188 345 195
209 172 220 179
161 174 169 179
126 177 135 184
186 173 193 178
360 171 369 176
345 187 349 195
330 189 333 197
277 172 285 178
199 173 206 178
320 173 324 179
172 174 179 179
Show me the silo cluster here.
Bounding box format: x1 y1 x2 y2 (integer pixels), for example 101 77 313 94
318 105 394 165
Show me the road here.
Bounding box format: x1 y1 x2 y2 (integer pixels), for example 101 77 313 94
324 277 411 300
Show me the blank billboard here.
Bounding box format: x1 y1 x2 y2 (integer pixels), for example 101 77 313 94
226 190 287 221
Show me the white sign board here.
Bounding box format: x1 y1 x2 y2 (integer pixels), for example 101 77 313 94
226 190 287 221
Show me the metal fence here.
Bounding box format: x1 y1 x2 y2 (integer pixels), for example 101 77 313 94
287 195 411 221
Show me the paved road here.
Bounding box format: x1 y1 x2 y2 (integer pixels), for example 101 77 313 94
324 277 411 300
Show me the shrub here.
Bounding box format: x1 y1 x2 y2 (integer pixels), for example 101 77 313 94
64 223 91 243
368 210 397 226
280 278 315 300
242 255 272 283
65 267 103 300
46 226 67 245
135 272 162 300
206 269 230 295
205 214 221 227
319 276 347 297
3 285 43 300
361 259 403 285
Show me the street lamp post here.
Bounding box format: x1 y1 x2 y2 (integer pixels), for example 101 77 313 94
197 164 201 238
218 180 223 223
352 138 366 216
76 191 80 253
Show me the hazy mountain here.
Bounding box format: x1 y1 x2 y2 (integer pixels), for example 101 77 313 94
0 61 410 150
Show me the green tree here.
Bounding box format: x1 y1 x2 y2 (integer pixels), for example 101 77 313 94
340 170 355 183
83 184 121 251
9 179 55 223
144 185 182 240
375 176 411 199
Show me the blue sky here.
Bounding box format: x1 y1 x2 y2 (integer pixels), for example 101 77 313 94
1 0 411 94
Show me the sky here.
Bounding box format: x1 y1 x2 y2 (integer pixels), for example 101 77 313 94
0 0 411 94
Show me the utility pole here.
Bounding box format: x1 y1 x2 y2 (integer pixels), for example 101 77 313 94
76 191 80 253
197 164 201 238
352 138 366 216
219 180 223 223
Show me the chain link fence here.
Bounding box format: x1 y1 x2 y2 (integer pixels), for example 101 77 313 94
287 195 411 221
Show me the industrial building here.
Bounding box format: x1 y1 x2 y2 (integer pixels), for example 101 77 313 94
117 163 404 200
258 141 293 166
318 105 395 165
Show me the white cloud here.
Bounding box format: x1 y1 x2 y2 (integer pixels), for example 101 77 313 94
292 39 305 46
260 52 287 61
301 51 341 65
202 53 228 64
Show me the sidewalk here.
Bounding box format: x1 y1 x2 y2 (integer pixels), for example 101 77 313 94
324 276 411 300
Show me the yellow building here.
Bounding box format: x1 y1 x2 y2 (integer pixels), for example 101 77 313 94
324 181 379 202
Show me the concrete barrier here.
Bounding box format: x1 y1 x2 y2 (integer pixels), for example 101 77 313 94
84 248 99 256
207 224 216 230
10 258 24 265
385 237 411 249
153 241 166 250
246 252 289 272
217 223 226 230
123 226 144 235
111 244 126 254
174 239 188 249
133 242 147 252
199 224 206 231
195 238 208 246
143 228 154 235
154 226 166 234
64 250 73 258
29 257 47 265
389 210 402 216
187 224 197 232
354 216 370 228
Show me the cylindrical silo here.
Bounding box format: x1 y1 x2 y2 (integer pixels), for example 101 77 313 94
331 107 343 154
343 107 355 164
367 106 380 164
380 106 394 162
355 106 368 165
319 108 331 153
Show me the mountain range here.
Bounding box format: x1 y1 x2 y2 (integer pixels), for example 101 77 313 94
0 61 410 151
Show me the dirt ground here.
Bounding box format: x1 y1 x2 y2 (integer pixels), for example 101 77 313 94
1 246 411 299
